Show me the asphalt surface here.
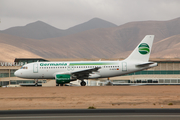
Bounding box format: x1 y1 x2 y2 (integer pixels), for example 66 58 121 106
0 109 180 120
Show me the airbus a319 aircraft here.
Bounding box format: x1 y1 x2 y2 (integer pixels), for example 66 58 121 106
14 35 157 86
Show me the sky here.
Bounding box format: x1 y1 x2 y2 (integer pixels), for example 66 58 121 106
0 0 180 30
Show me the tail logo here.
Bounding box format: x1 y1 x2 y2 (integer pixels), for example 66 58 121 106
138 43 150 55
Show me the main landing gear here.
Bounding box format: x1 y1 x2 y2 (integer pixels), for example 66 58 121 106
57 83 64 86
106 77 113 86
80 80 86 86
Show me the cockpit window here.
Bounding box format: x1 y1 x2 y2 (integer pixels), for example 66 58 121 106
20 66 28 69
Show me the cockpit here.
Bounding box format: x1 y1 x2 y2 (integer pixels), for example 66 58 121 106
20 66 28 69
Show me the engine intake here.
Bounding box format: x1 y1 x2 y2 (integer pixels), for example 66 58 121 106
56 74 71 84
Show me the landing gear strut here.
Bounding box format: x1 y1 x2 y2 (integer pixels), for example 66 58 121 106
35 79 38 86
106 77 113 86
80 80 86 86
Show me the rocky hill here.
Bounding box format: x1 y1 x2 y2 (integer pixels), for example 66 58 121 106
0 17 180 62
0 18 117 39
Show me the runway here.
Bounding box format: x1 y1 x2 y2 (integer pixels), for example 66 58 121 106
0 109 180 120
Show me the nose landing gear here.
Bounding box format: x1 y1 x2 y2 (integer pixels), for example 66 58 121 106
35 79 38 86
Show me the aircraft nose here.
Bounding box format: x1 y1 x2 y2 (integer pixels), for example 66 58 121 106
14 70 20 77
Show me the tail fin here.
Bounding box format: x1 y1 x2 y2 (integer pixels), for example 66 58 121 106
125 35 154 62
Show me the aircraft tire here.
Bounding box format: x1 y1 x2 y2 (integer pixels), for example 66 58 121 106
80 81 86 86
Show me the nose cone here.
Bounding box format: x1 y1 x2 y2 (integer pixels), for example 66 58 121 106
14 70 20 77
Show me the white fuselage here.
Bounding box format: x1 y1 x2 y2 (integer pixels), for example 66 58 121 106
14 60 157 80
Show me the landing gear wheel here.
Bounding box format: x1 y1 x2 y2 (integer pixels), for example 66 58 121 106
80 81 86 86
60 84 64 86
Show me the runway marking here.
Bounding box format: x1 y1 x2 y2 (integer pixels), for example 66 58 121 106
1 115 180 119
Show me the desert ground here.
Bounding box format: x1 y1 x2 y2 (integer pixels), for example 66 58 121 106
0 86 180 110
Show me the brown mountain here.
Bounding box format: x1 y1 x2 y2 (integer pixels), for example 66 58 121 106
112 34 180 59
0 18 117 39
0 43 40 62
151 34 180 58
0 17 180 61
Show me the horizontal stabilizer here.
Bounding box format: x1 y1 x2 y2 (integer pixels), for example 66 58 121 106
136 62 155 67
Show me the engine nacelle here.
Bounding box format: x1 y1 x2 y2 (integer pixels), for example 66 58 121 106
56 74 71 84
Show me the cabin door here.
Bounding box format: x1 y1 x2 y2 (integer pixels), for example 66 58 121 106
122 62 127 71
33 63 38 73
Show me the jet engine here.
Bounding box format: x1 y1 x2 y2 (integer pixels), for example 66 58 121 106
55 74 73 86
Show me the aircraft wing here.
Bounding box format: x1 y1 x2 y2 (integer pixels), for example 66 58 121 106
70 67 101 79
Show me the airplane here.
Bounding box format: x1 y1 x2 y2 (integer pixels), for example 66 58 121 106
14 35 158 86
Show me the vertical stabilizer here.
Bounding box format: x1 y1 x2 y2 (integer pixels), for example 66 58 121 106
125 35 154 62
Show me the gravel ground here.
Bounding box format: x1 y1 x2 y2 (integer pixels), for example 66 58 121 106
0 86 180 110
